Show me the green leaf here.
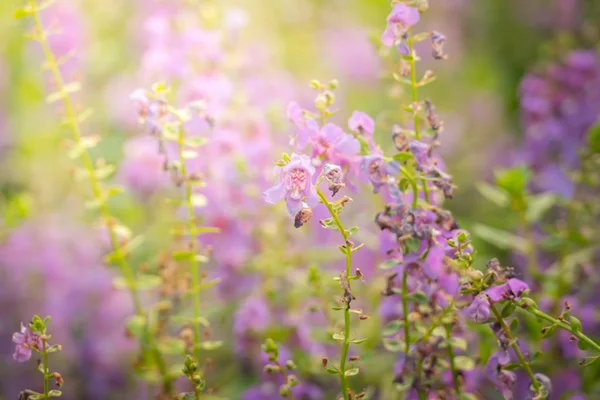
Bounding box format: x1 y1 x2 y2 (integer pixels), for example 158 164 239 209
453 356 475 371
577 339 589 351
407 292 428 305
158 337 186 355
125 315 147 338
569 316 583 333
199 340 223 350
412 32 432 42
167 363 186 379
332 333 345 341
393 152 414 162
472 224 527 253
417 74 437 87
448 337 468 351
382 337 404 352
46 82 81 103
112 274 161 291
379 259 400 270
476 182 509 207
501 303 517 318
13 8 31 19
494 165 530 198
350 338 367 344
184 137 208 147
383 320 403 336
510 318 519 332
347 226 358 236
587 119 600 153
344 368 359 377
326 367 340 374
525 193 556 222
48 391 62 398
457 394 478 400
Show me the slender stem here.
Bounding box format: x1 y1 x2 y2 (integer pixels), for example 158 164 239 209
176 117 204 383
315 187 352 400
490 305 541 393
523 306 600 353
420 300 456 343
401 271 410 355
399 166 418 210
415 357 426 400
406 33 430 205
42 338 49 400
407 35 420 140
445 324 461 395
275 360 294 400
28 1 170 392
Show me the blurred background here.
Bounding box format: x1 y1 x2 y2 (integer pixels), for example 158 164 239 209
1 0 600 399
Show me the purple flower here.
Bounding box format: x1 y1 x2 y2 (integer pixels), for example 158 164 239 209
483 278 529 303
464 293 491 323
12 322 42 363
314 123 360 164
287 101 319 147
348 111 374 137
486 351 517 400
409 140 432 172
381 4 420 47
263 153 319 216
362 155 400 197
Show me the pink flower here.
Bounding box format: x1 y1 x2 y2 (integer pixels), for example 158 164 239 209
348 111 374 137
381 4 420 47
484 278 529 303
263 153 319 216
313 123 360 165
12 322 42 363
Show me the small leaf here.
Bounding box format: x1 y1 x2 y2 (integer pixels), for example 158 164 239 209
407 292 428 305
476 183 508 207
379 259 400 270
569 316 583 334
350 338 367 344
332 333 345 341
494 166 530 198
448 337 468 351
48 391 62 397
383 320 403 336
393 152 414 162
184 137 208 147
577 339 589 351
501 302 517 318
347 226 358 236
158 337 186 355
412 32 432 42
344 368 359 377
587 119 600 153
167 363 186 379
456 394 478 400
510 318 519 332
326 367 340 374
112 274 161 291
199 340 223 350
125 315 146 337
453 356 475 371
472 224 527 253
525 193 556 222
13 8 31 19
182 150 198 159
383 337 404 352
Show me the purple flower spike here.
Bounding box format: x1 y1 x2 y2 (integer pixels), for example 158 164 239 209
264 153 319 216
464 293 491 323
506 278 529 297
348 111 374 137
381 4 420 46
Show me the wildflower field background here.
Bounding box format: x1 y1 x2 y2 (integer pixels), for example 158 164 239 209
2 0 600 399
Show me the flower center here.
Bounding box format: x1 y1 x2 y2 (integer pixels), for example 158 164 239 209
288 168 307 199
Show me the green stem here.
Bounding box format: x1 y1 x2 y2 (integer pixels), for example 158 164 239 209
415 357 426 400
176 117 203 392
399 166 418 210
42 338 49 400
28 1 170 392
420 300 455 343
406 33 430 205
401 271 410 356
445 324 461 395
490 304 541 393
315 188 352 400
523 306 600 353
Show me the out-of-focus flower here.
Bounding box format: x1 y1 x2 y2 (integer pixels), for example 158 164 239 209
381 4 420 47
348 111 374 137
12 322 42 363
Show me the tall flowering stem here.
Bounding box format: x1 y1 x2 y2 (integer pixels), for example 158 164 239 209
489 304 542 393
315 187 353 400
445 324 461 395
401 270 410 356
41 337 49 399
22 0 170 392
406 32 429 204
